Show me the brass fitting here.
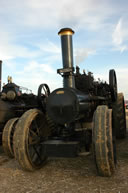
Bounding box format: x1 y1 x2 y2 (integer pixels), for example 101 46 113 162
58 28 74 36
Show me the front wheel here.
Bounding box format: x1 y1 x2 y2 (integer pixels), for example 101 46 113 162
2 118 19 158
13 109 51 171
93 105 116 177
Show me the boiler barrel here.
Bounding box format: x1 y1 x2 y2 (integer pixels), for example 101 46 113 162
47 88 91 124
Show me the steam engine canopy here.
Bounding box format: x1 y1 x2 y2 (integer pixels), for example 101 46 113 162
47 88 79 124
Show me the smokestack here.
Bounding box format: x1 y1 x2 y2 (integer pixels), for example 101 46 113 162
58 28 75 88
0 60 2 92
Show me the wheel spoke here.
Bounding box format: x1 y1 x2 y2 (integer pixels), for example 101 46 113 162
33 119 40 135
28 136 40 145
33 145 43 163
38 122 45 132
28 145 43 164
29 129 38 137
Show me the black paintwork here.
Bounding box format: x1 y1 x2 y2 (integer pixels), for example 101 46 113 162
44 28 117 157
0 81 39 142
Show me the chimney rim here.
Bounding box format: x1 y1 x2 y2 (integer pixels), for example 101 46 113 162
58 28 74 36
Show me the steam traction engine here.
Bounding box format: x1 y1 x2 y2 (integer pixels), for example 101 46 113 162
12 28 126 176
1 74 49 157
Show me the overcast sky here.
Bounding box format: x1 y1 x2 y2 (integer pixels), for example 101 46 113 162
0 0 128 98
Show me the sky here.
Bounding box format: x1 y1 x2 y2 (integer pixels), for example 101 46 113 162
0 0 128 98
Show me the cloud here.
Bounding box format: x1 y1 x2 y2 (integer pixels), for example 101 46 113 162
116 68 128 98
112 18 128 52
0 25 61 64
0 44 41 61
113 18 123 45
0 0 128 98
11 60 62 94
23 61 55 74
0 0 125 32
0 27 42 61
0 0 127 62
36 41 60 55
94 67 128 99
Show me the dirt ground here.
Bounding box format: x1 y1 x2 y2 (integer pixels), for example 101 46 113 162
0 112 128 193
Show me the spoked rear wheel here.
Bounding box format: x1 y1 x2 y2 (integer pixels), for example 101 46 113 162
2 118 19 158
109 69 117 102
13 109 51 171
93 105 116 177
113 93 126 139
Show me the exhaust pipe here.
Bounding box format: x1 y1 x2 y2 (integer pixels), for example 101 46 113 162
58 28 75 88
0 60 2 92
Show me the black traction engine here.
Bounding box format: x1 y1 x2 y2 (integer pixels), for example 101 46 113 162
5 28 126 177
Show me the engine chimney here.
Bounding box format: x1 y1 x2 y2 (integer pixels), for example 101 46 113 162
58 28 75 88
0 60 2 92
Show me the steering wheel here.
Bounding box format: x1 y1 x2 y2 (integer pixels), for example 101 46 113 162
37 84 50 111
109 69 117 102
